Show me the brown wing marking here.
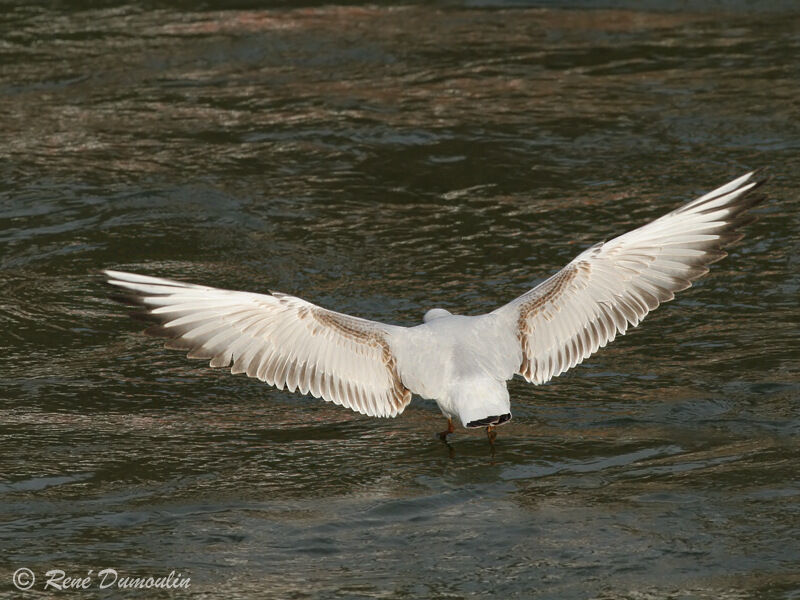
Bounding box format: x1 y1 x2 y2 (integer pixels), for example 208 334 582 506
307 307 412 412
516 263 583 381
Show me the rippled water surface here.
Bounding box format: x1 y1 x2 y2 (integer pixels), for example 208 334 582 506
1 2 799 598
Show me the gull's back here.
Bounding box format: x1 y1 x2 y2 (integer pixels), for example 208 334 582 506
387 312 521 405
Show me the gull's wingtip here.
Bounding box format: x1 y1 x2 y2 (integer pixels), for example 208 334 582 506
102 268 132 281
753 166 772 190
739 166 771 192
102 269 136 289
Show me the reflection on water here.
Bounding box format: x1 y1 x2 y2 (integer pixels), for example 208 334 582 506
1 2 799 598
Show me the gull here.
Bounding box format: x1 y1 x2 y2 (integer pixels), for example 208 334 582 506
105 170 767 444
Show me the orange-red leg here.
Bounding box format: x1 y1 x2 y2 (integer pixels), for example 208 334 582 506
487 425 497 445
438 418 455 440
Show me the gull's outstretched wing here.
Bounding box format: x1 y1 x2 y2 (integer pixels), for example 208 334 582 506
493 170 768 385
104 270 412 417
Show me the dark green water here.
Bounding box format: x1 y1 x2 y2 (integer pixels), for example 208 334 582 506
1 2 799 598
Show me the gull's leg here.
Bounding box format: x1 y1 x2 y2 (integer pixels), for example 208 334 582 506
487 425 497 446
438 418 455 441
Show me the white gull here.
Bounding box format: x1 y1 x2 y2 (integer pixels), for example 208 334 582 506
105 170 767 443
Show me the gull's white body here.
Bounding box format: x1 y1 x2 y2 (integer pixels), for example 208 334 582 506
106 170 767 432
388 311 520 426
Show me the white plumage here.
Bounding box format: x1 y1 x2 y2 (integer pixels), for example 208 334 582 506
105 170 767 434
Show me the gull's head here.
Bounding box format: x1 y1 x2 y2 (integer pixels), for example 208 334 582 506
423 308 452 323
